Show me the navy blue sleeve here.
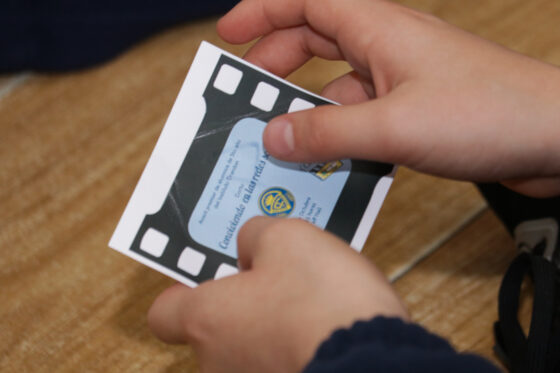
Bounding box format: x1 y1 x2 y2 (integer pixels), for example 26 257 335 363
303 317 501 373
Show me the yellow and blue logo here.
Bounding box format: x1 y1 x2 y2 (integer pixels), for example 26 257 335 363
259 187 295 217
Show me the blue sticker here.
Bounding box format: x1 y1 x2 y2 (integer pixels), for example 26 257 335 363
187 118 351 259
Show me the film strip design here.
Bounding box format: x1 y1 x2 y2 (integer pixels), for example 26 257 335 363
110 42 394 286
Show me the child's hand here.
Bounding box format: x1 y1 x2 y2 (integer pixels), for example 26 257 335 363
148 217 408 373
218 0 560 197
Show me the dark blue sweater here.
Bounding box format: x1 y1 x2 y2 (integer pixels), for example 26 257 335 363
304 317 501 373
0 0 238 72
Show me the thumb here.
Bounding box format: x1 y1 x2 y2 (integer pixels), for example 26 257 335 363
263 98 403 163
147 283 195 344
236 216 280 271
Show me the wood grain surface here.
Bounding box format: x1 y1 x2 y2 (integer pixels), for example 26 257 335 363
1 1 559 372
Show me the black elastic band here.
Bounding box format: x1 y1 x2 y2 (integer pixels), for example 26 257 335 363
495 252 558 373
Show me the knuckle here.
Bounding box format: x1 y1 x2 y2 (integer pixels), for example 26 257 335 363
374 102 400 142
181 318 206 347
257 218 290 247
180 315 199 342
238 216 270 249
237 216 258 241
303 109 334 157
256 218 309 251
375 102 415 164
179 293 211 344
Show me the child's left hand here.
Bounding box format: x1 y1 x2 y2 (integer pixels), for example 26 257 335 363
148 217 408 373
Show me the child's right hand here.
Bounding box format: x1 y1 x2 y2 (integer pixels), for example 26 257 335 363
218 0 560 197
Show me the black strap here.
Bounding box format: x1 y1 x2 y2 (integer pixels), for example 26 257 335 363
494 252 559 373
477 183 560 373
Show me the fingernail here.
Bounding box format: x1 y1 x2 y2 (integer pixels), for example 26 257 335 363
266 118 295 156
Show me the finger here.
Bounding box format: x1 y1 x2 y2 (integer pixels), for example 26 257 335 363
502 176 560 198
263 96 407 163
236 216 278 271
320 71 375 104
242 25 342 78
147 283 194 344
217 0 308 44
218 0 391 46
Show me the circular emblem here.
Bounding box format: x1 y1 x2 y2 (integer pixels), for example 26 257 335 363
259 187 295 217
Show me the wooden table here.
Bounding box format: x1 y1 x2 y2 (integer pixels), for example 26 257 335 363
2 1 558 371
